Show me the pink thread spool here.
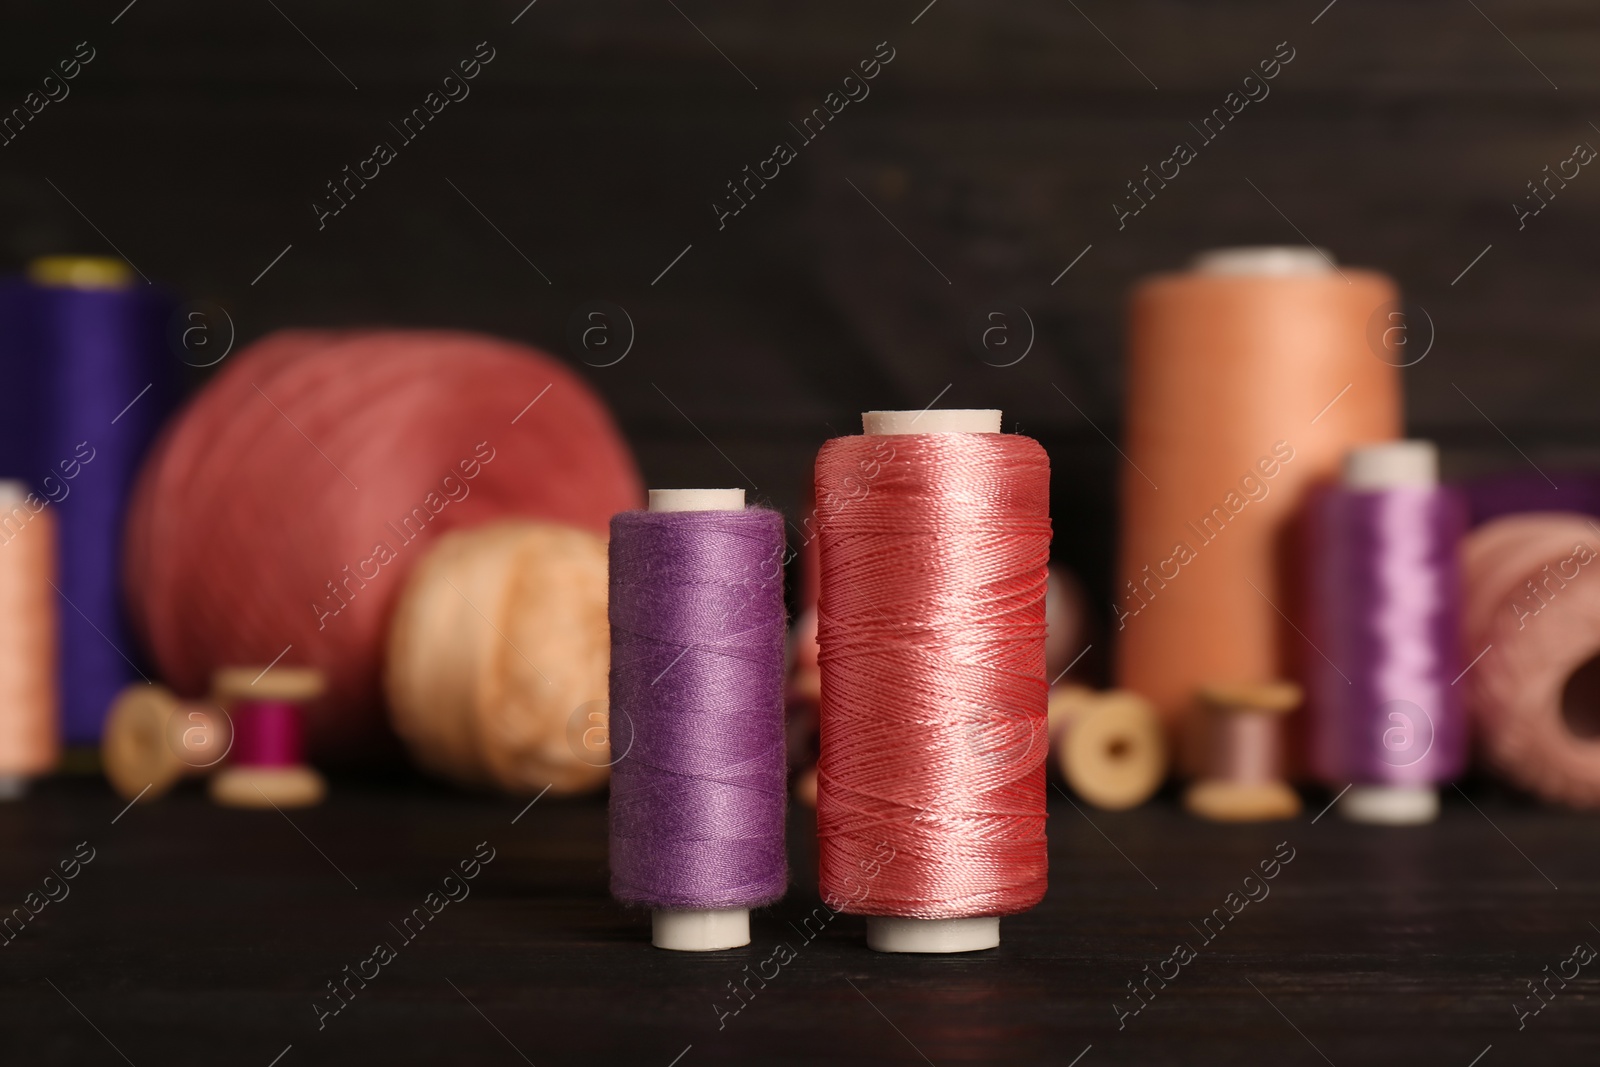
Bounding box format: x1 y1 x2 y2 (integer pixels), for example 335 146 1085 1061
209 667 326 808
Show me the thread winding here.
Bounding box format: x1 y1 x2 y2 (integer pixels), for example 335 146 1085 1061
0 265 176 744
815 432 1051 919
0 489 57 781
124 329 640 755
1305 485 1469 786
1462 513 1600 807
608 507 788 910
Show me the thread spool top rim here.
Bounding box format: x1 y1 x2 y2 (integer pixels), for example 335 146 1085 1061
1198 680 1303 715
862 409 1002 435
647 488 745 513
27 255 136 291
1190 246 1336 276
0 480 29 504
214 666 325 703
1342 440 1439 489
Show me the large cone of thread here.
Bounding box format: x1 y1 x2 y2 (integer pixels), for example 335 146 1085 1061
1117 247 1401 741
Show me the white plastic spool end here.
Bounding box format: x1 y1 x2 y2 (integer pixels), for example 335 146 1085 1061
862 409 1001 435
647 488 746 513
0 773 28 801
1339 784 1440 825
867 916 1000 954
1342 441 1439 490
652 907 751 952
1192 246 1335 276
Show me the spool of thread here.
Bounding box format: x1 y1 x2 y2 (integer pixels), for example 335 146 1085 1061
816 409 1050 954
208 667 326 808
1118 247 1401 735
1183 681 1302 822
0 257 176 745
124 329 641 758
0 481 58 797
1305 442 1468 825
386 521 612 796
1462 513 1600 807
1047 687 1165 811
608 489 788 951
102 683 231 801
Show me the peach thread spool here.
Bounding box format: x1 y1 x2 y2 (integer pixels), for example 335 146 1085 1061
209 667 327 808
386 521 613 797
1047 686 1166 811
103 684 232 801
1184 681 1302 822
1118 247 1401 743
0 480 59 799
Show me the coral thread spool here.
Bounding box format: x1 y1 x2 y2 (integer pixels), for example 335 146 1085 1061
608 488 789 951
0 481 58 798
816 409 1050 954
208 667 326 809
1047 687 1166 811
1184 681 1302 822
102 684 231 801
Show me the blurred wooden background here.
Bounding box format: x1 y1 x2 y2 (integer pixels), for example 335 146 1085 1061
2 0 1595 621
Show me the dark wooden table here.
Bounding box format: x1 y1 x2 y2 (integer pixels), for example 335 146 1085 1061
1 773 1593 1065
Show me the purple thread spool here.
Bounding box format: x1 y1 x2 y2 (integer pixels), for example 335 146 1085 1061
1304 441 1469 824
608 489 788 951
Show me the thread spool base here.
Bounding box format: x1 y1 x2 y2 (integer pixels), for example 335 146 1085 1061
1183 779 1301 822
866 916 999 954
652 908 750 951
209 765 326 809
0 774 29 801
1338 785 1438 825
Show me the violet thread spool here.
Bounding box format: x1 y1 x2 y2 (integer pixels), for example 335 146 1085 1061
208 667 327 809
608 489 788 951
1304 441 1468 825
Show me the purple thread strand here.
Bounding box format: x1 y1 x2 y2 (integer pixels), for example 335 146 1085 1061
608 507 788 910
1305 485 1469 786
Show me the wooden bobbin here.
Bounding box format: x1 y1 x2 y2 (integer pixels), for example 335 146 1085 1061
1048 686 1167 811
102 684 233 802
1183 681 1302 822
208 667 327 809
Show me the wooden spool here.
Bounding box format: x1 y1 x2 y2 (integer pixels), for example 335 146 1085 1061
1183 681 1302 822
103 684 232 801
208 666 327 809
1047 686 1167 811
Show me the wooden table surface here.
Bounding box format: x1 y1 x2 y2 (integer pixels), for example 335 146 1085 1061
1 774 1593 1065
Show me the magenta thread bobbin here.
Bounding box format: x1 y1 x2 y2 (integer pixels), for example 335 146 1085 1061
208 666 328 809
